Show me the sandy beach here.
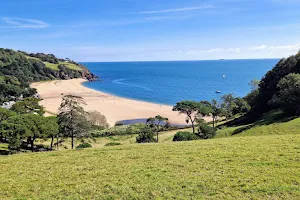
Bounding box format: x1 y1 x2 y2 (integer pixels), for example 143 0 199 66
31 78 209 126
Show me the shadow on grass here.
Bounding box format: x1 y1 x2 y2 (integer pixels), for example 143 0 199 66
225 110 298 136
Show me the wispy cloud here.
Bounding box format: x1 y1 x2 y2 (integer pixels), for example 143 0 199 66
0 17 48 29
249 44 300 51
198 48 241 53
138 5 215 14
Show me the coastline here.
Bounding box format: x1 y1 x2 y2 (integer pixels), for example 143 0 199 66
31 78 211 126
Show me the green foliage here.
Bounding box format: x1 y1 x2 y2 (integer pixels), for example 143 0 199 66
10 97 45 115
270 73 300 115
221 94 250 120
244 89 259 107
197 122 217 139
76 143 92 149
0 114 58 151
105 142 122 146
173 131 199 141
173 101 201 133
58 95 91 149
0 107 15 122
92 123 147 137
146 115 168 142
136 127 156 143
249 52 300 117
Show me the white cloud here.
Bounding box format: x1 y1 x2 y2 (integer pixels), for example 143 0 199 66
196 48 240 53
249 44 300 51
0 17 48 29
248 45 268 50
139 5 215 14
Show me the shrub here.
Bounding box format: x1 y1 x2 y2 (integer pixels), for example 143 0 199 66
269 73 300 115
76 143 92 149
197 123 217 139
91 123 147 137
105 142 122 146
136 127 156 143
173 131 199 142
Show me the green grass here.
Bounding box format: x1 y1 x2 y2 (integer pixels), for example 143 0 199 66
26 56 82 71
0 134 299 199
0 143 8 151
216 110 300 138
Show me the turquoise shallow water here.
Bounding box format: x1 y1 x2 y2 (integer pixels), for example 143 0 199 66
82 59 279 106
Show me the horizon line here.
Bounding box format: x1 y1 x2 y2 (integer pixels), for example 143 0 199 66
78 57 281 63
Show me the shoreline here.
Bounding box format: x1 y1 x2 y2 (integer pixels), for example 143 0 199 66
31 78 211 126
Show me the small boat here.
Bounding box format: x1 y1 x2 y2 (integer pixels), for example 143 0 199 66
222 75 226 78
216 90 222 93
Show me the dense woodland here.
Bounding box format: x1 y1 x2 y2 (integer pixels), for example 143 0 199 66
0 48 96 104
1 48 300 154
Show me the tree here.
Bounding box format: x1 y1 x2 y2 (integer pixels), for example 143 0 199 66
1 114 56 152
136 127 156 143
270 73 300 115
58 95 91 149
210 99 223 128
248 79 260 91
42 116 59 150
221 94 236 120
197 120 217 139
87 110 109 129
10 97 45 115
173 101 199 133
221 94 250 120
146 115 168 142
198 101 213 122
0 107 16 140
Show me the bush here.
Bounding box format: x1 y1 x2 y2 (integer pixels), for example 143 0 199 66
136 127 156 143
91 123 147 137
173 131 199 142
105 142 122 146
197 123 217 139
76 143 92 149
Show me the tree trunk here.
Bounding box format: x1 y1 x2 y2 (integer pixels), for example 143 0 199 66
50 136 54 150
71 132 74 149
56 136 59 151
31 139 34 152
189 116 195 133
157 132 159 143
212 116 215 128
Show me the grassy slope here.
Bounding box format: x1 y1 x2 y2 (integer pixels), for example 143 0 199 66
0 134 299 199
26 56 82 71
216 110 300 138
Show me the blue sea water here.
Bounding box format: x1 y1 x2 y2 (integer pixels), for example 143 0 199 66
82 59 279 106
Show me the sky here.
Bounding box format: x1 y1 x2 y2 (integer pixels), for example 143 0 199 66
1 0 300 61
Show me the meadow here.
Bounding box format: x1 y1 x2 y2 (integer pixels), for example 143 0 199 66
26 55 82 71
0 133 299 199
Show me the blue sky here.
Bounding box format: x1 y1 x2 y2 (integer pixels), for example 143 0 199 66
1 0 300 61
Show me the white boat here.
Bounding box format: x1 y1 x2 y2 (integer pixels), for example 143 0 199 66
216 90 222 93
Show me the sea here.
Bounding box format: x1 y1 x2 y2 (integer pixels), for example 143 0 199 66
82 59 279 106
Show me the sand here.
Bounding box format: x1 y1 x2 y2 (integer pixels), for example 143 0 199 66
31 78 208 126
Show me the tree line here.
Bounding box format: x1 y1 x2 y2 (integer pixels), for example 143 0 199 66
0 95 108 153
136 94 250 143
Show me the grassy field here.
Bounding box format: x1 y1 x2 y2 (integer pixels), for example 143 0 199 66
0 134 299 199
44 61 82 71
26 56 82 71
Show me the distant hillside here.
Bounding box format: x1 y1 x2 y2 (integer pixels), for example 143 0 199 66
0 48 97 103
